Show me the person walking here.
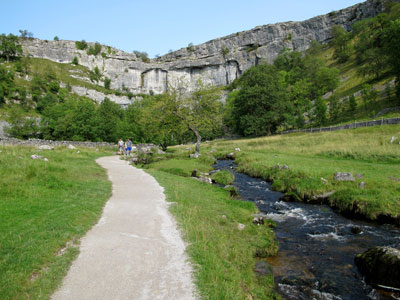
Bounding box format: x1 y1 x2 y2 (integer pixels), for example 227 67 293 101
118 139 125 155
126 139 132 156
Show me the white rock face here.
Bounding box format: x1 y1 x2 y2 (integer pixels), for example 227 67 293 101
21 0 394 100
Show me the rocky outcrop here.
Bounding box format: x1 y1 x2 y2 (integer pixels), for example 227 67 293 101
355 246 400 289
21 0 396 97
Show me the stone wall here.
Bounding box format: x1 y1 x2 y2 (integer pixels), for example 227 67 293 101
21 0 397 97
0 137 116 148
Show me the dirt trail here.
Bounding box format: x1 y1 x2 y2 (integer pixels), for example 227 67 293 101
51 156 196 300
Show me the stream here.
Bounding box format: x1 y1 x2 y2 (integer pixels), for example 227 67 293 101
213 160 400 300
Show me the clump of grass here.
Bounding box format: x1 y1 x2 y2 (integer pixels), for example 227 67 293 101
211 170 235 185
0 145 112 299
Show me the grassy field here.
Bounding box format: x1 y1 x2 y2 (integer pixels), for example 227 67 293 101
202 124 400 222
0 145 112 300
142 155 279 300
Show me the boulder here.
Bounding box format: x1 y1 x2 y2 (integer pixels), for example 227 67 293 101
31 154 48 161
191 169 199 177
390 136 397 144
237 223 245 231
235 147 241 152
333 172 355 182
253 216 264 225
67 144 77 149
358 182 366 189
196 176 212 184
38 145 54 150
321 177 328 184
157 149 166 155
189 153 199 159
355 246 400 289
224 185 239 197
254 261 273 277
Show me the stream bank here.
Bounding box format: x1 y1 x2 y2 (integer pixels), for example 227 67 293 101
214 160 400 300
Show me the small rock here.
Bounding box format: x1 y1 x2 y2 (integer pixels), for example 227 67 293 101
224 185 239 197
237 223 245 231
226 152 235 159
273 155 278 158
131 157 139 164
67 144 77 150
31 154 44 160
197 176 212 184
390 136 397 144
321 177 328 184
235 148 241 152
355 174 363 179
253 216 264 225
76 151 80 154
333 172 355 182
358 182 366 189
38 145 54 150
351 226 362 234
43 158 49 162
209 149 217 153
189 153 199 159
221 215 227 219
389 176 400 182
311 191 335 200
191 169 199 177
157 149 166 155
185 147 191 150
276 163 289 170
95 148 99 152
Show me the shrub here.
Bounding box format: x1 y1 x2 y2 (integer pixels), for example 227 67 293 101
72 56 78 65
133 50 150 62
87 42 102 56
75 40 88 50
104 77 111 89
53 36 59 41
187 43 194 53
222 47 229 57
101 52 107 58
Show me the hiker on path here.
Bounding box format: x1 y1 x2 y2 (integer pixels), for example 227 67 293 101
118 139 125 155
126 139 132 156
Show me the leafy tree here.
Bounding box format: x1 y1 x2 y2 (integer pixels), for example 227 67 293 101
361 84 378 115
164 80 223 155
331 25 352 63
53 36 59 41
87 42 102 56
18 29 33 38
133 50 150 63
329 95 340 122
232 64 289 136
383 19 400 99
348 95 357 113
6 106 39 139
0 34 22 61
313 96 327 126
0 64 15 104
96 98 124 142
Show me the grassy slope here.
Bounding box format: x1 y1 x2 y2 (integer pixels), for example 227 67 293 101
0 146 112 300
142 152 279 300
207 124 400 221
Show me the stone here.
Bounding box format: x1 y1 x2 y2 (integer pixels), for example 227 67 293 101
131 157 139 164
68 144 77 149
224 185 239 197
235 148 241 152
189 153 199 159
38 145 54 150
221 215 227 219
76 151 80 154
237 223 245 231
191 169 199 177
253 216 264 225
31 154 44 160
355 246 400 289
275 163 289 170
254 261 273 277
358 182 366 189
196 176 212 184
226 152 235 159
209 149 217 153
351 226 362 234
355 174 363 179
333 172 355 182
311 191 336 201
390 136 397 143
185 147 192 151
157 149 166 155
321 177 328 184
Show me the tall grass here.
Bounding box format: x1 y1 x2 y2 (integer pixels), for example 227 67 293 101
0 146 111 299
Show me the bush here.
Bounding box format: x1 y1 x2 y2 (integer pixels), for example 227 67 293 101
72 56 78 65
75 40 88 50
53 36 59 41
133 50 150 62
87 42 102 56
104 77 111 90
222 47 229 57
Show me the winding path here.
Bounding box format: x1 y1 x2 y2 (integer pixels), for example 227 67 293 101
51 156 196 300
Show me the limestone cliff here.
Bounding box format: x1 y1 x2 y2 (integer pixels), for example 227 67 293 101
21 0 393 96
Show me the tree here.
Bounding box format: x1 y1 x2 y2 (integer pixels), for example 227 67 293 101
348 95 357 113
232 64 289 136
331 25 352 63
165 79 223 156
383 19 400 99
53 36 59 41
314 96 327 126
0 64 15 104
0 34 22 61
18 29 33 38
361 84 378 115
96 98 124 142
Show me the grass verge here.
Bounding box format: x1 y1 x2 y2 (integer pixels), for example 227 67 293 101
206 124 400 224
144 156 279 300
0 145 112 300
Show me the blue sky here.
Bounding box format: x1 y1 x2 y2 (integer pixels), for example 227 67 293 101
1 0 362 57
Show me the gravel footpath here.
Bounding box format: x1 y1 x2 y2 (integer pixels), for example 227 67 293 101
51 156 197 300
